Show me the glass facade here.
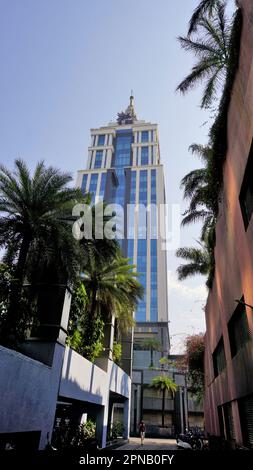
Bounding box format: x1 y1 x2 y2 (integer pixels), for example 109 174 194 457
128 171 136 239
83 125 163 326
141 146 149 165
138 170 148 239
81 174 88 194
99 173 106 199
136 239 147 322
127 239 134 266
89 173 98 204
94 150 103 169
151 169 156 203
98 134 105 146
141 130 149 143
110 131 133 206
150 239 158 321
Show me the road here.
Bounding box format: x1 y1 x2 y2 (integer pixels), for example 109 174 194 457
115 437 178 450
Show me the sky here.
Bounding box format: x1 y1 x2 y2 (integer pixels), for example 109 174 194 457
0 0 227 353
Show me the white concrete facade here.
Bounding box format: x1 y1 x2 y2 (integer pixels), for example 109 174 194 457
0 344 131 449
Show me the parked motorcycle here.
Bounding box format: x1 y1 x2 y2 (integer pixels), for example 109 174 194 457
177 428 204 450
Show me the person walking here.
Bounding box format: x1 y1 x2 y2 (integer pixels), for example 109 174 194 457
139 420 146 446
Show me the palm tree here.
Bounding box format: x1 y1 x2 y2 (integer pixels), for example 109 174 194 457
177 1 231 108
176 236 215 288
151 376 177 427
180 144 217 240
140 338 161 368
188 0 228 36
0 159 83 345
80 255 143 361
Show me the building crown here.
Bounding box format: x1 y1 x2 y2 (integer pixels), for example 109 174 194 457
117 93 137 125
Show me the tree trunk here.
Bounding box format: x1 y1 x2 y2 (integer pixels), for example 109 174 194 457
150 347 154 368
162 389 165 427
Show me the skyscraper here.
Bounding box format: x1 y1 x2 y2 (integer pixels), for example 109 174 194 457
77 96 170 372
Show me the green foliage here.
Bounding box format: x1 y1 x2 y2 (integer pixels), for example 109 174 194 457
113 341 122 365
140 338 161 368
78 255 142 361
52 419 96 449
140 338 161 351
176 7 243 289
177 1 231 109
185 334 205 401
151 375 178 396
70 420 96 447
108 422 125 441
150 375 178 427
0 159 84 346
188 0 227 36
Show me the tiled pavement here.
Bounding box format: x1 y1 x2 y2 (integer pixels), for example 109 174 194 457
115 437 178 450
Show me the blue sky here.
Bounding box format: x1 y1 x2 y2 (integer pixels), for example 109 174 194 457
0 0 227 352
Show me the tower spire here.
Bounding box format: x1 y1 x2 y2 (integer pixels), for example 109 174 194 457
117 92 137 125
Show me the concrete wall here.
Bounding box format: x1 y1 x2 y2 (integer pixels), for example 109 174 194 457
60 347 130 403
204 0 253 444
0 344 131 450
0 344 64 449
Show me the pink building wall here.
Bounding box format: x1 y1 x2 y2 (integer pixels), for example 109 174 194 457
204 0 253 445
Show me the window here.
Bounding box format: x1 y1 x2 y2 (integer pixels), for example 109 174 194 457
94 150 103 169
136 240 147 322
239 394 253 448
151 169 156 203
130 171 136 204
213 337 226 377
99 173 106 199
141 131 149 143
150 240 158 322
141 146 149 165
89 173 98 204
97 134 105 146
114 132 132 168
239 139 253 229
228 298 251 358
127 239 134 266
81 174 88 194
223 402 235 441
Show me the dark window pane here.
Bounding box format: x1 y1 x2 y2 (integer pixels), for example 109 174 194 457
213 337 226 377
228 298 251 358
239 139 253 229
98 135 105 146
239 393 253 448
141 131 149 143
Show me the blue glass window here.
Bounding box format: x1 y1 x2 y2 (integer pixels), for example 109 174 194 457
130 171 136 204
136 240 147 322
151 169 156 204
98 134 105 146
81 174 88 194
99 173 106 199
141 146 149 165
127 239 134 266
150 239 158 322
139 170 148 206
89 173 98 204
110 131 133 209
114 132 132 168
138 170 148 238
141 131 149 143
94 150 103 169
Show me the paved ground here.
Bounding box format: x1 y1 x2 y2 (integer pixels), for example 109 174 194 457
115 437 178 450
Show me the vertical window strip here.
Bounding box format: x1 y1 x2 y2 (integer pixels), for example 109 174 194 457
81 174 88 194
